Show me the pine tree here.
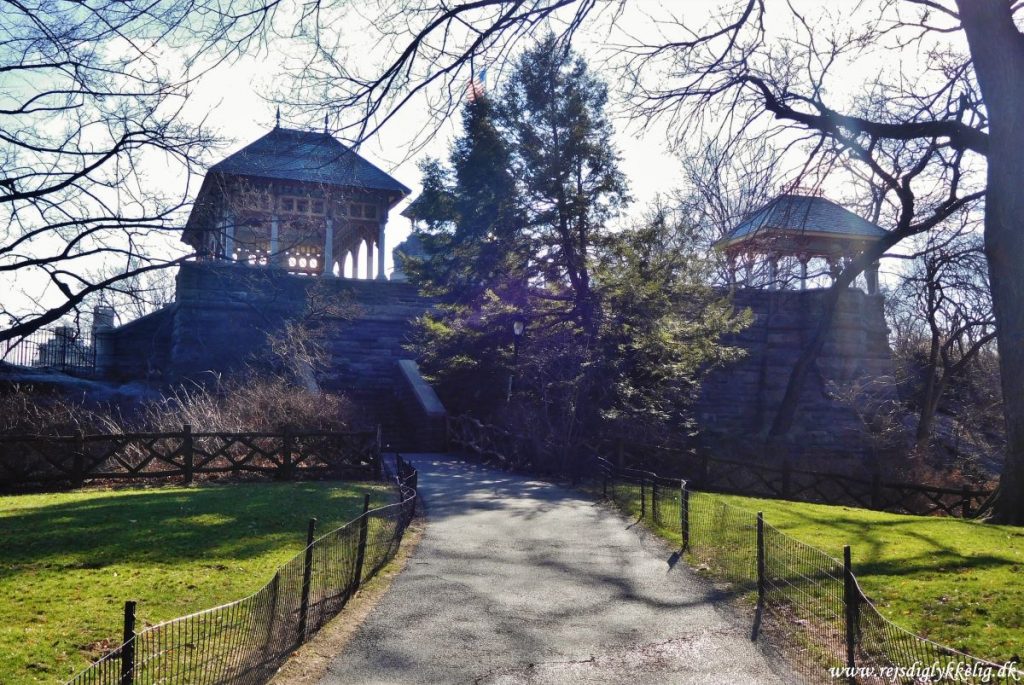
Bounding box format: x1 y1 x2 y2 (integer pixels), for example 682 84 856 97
498 33 628 334
407 95 523 299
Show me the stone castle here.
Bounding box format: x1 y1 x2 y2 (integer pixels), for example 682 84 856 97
92 126 897 463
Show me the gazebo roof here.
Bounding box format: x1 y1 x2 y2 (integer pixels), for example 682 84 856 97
718 194 887 251
209 126 411 195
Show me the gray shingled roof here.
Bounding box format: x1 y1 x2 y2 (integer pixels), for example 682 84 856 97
724 194 888 243
209 127 410 195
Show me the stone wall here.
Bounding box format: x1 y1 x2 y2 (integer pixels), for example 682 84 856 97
101 262 437 436
695 287 897 471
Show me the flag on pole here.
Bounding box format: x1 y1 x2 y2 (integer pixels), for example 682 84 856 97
467 67 487 101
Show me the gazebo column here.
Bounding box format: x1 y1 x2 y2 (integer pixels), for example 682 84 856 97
798 255 810 290
827 256 840 285
322 217 334 277
743 253 754 287
377 211 387 280
866 261 880 295
222 210 235 260
767 254 779 290
365 238 374 280
726 253 738 286
270 215 280 267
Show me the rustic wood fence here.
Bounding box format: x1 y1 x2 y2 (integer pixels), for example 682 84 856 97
446 414 993 518
0 426 382 490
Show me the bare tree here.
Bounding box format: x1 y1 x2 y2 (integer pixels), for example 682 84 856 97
889 220 996 451
0 0 279 344
283 0 1024 521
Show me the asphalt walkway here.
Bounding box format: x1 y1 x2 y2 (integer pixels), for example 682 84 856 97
319 455 789 684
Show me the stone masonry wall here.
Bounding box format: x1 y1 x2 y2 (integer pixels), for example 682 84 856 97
102 262 436 433
695 288 897 472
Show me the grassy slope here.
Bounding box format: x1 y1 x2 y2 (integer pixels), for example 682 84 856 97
0 481 393 683
627 487 1024 663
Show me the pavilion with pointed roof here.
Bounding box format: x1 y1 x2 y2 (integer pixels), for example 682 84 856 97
182 124 410 279
716 192 888 294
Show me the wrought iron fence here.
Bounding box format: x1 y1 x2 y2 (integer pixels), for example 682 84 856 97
1 326 96 373
65 455 418 685
0 427 381 490
599 457 1020 685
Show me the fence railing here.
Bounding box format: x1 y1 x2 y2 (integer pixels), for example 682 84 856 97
597 458 1020 685
445 414 991 518
65 454 418 685
1 327 96 373
0 426 382 490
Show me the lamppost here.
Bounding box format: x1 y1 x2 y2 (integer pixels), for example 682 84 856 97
507 317 526 403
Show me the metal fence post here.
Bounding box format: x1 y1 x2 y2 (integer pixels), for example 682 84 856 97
119 600 136 685
844 545 858 684
353 494 371 589
182 424 194 485
639 478 646 519
681 484 690 552
299 517 317 644
961 486 972 519
651 479 659 524
751 512 765 641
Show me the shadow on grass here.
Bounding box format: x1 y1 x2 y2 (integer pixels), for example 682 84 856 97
0 481 389 575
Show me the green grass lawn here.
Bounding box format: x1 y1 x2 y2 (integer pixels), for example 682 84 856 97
0 481 394 684
611 483 1024 664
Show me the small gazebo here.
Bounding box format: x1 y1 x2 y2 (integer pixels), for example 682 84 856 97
716 192 888 294
182 124 410 279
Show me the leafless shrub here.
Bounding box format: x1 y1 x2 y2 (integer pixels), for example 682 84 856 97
140 374 357 433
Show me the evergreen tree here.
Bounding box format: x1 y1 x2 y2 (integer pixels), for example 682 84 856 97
498 33 628 334
410 36 744 467
406 95 523 299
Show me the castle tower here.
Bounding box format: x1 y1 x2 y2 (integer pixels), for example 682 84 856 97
181 125 410 280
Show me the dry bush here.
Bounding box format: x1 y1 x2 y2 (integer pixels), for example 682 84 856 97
140 374 357 433
0 384 122 436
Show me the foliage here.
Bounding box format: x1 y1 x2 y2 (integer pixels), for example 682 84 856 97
410 38 746 468
0 481 392 682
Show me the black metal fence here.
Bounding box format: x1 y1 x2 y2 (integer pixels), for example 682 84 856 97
599 458 1020 685
65 455 418 685
446 414 992 518
1 326 96 373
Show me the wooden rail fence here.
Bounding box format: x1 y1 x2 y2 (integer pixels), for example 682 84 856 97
0 426 382 490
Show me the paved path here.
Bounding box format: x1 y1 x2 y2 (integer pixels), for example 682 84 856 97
319 456 789 684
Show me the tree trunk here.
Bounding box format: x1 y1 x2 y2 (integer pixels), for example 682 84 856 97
915 376 946 453
958 0 1024 524
915 333 943 450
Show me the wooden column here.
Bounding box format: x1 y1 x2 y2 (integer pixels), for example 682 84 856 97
866 261 880 295
799 256 809 290
323 217 334 277
377 210 387 280
223 210 235 260
270 215 280 267
365 238 374 280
